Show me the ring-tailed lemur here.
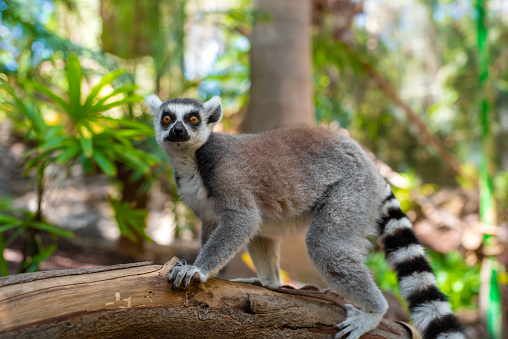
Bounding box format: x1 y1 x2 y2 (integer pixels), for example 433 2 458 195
145 95 465 339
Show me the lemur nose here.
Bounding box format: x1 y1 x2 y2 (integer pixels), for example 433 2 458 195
173 123 184 135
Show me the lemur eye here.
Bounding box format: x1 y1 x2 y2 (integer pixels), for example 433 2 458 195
189 116 199 124
162 115 171 124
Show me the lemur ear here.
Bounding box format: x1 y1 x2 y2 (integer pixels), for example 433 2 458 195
144 94 162 116
203 96 223 124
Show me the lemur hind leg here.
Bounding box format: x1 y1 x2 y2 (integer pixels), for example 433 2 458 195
306 189 388 339
248 235 281 288
231 235 281 288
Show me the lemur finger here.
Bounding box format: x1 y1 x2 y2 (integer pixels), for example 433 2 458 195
334 321 349 330
168 259 189 281
167 267 180 283
170 259 186 271
334 326 353 339
182 269 195 288
172 269 188 290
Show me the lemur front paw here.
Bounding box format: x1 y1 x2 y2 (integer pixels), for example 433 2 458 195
168 259 205 290
333 304 382 339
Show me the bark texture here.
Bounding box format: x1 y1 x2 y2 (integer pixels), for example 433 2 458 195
243 0 315 133
0 257 412 338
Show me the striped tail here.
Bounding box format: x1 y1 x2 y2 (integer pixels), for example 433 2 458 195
377 185 465 339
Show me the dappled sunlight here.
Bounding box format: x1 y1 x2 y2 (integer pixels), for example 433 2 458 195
0 0 507 337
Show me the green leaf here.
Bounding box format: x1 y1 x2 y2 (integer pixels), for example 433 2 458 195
22 243 57 273
24 105 48 138
31 223 73 238
114 129 150 138
66 54 83 117
38 135 71 150
105 132 131 148
80 154 95 174
116 149 151 174
93 150 117 176
0 197 13 211
95 84 138 107
0 233 9 276
132 149 158 167
0 214 20 225
24 136 74 166
24 80 70 113
79 137 93 158
88 95 143 115
55 145 80 164
111 118 155 135
0 223 20 233
110 198 150 242
77 125 93 158
45 124 64 140
1 79 32 118
84 69 126 107
5 228 24 248
119 224 136 242
24 150 53 172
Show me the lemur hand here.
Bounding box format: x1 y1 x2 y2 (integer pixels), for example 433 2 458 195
168 259 204 289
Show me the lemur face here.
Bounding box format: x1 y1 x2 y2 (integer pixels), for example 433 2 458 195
146 95 222 151
159 98 203 143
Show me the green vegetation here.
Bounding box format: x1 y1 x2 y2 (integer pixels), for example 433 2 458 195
0 196 73 274
21 54 156 178
0 2 507 331
429 250 481 310
0 53 159 272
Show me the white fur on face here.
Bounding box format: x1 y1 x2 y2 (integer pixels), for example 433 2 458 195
166 104 196 119
145 94 162 115
146 95 223 153
161 104 197 142
153 106 199 152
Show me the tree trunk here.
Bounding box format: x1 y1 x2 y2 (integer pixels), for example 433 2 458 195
240 0 320 290
243 0 314 133
0 257 413 338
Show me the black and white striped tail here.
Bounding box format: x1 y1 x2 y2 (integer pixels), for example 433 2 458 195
377 184 465 339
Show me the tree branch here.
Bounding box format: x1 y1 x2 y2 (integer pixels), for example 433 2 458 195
0 257 412 338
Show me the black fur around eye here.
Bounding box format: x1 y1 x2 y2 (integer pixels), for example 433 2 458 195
183 112 201 129
161 112 175 127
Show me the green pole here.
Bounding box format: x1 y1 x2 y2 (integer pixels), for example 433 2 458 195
476 0 501 338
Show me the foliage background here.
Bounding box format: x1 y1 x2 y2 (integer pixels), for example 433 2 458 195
1 0 507 336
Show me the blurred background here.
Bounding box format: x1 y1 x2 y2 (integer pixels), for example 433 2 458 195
0 0 507 337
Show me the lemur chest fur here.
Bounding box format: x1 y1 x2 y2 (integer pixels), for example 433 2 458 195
171 157 218 222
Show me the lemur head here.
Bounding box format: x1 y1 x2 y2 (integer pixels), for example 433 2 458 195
145 95 223 151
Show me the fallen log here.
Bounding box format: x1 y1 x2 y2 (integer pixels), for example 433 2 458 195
0 257 413 338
